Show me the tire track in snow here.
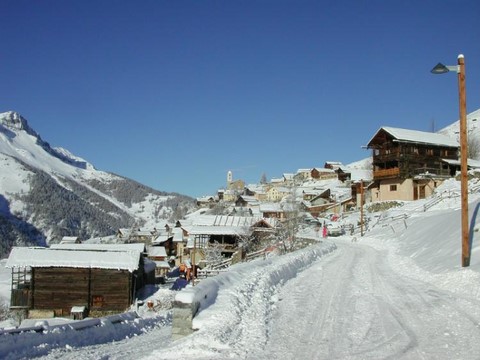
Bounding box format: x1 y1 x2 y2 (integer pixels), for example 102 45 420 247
253 242 480 360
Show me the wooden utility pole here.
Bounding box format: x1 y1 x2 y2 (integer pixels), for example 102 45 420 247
431 54 470 267
360 180 364 237
457 55 470 267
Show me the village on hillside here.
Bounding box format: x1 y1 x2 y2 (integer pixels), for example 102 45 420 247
4 123 479 323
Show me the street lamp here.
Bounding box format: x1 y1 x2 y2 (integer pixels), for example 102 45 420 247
431 54 469 267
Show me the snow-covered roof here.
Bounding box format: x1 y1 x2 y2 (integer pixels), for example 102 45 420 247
147 246 167 257
132 230 153 237
50 243 146 253
245 183 265 192
237 195 259 204
469 159 480 168
196 195 216 202
259 203 283 212
368 127 459 148
5 247 141 272
184 225 249 236
60 236 79 243
253 217 279 228
153 233 172 243
442 158 480 169
117 228 131 236
188 215 260 227
313 167 335 173
325 161 344 167
154 260 171 269
302 189 324 195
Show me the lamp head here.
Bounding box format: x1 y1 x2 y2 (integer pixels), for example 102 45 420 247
431 63 449 74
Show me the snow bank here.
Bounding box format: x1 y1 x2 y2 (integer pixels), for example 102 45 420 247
154 241 337 359
0 312 169 359
175 241 336 314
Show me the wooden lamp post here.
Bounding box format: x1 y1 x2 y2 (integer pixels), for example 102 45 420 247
431 54 469 267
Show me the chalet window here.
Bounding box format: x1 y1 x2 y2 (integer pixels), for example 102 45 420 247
390 185 397 191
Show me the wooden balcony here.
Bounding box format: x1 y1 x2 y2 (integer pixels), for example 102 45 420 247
373 167 400 179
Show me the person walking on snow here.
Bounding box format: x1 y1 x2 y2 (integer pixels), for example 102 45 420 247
322 222 328 238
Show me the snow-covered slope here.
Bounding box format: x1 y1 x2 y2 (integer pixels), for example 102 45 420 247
0 111 195 254
438 108 480 154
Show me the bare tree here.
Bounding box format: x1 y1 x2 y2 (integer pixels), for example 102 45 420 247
202 242 225 267
468 135 480 160
276 185 302 252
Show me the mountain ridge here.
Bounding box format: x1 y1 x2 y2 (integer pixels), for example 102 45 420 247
0 111 196 257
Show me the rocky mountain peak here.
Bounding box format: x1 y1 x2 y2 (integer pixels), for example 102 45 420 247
0 111 38 137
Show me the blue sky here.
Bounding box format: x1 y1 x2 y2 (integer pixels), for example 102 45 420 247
2 0 480 198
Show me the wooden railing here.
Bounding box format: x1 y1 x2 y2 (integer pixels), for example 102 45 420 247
373 167 400 179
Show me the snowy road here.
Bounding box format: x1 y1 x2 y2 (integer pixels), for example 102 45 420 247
9 239 480 359
252 242 480 360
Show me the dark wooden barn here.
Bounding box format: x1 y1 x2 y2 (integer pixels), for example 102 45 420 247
6 245 148 318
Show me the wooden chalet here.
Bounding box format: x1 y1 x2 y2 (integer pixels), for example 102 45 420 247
302 189 325 201
366 126 460 201
324 161 344 170
323 162 352 182
294 168 337 182
243 184 268 202
147 246 170 278
128 228 157 245
152 225 182 257
334 167 351 182
196 195 217 208
259 203 287 220
182 215 258 258
6 244 150 318
250 218 278 245
310 167 337 180
235 195 259 208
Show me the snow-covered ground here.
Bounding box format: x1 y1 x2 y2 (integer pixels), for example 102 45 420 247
2 179 480 359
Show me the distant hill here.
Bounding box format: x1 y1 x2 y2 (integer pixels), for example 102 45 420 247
0 111 196 257
438 108 480 160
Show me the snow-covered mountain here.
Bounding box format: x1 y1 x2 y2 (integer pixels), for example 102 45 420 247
0 111 196 256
